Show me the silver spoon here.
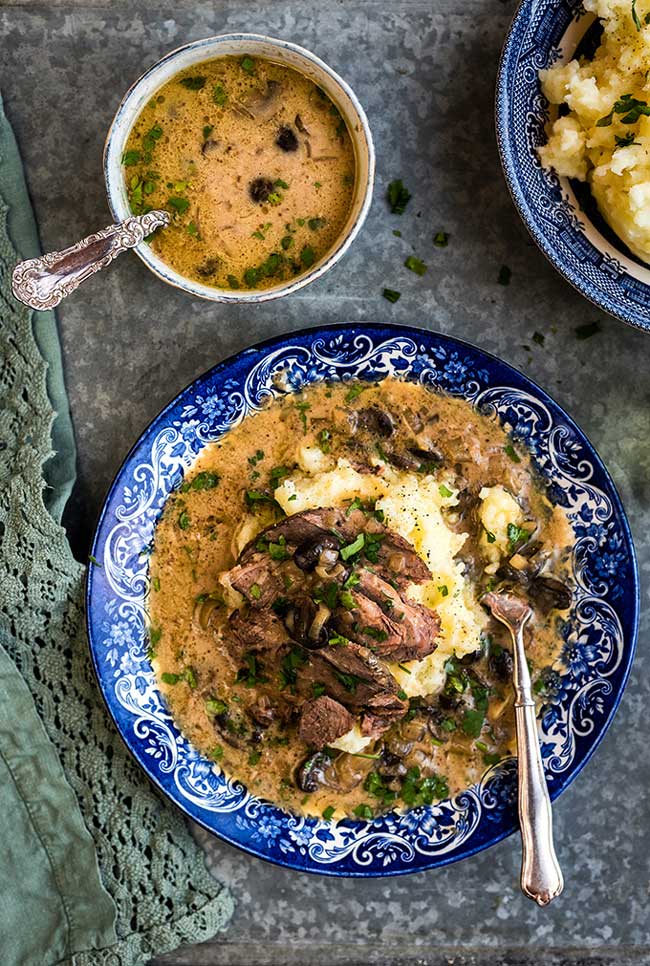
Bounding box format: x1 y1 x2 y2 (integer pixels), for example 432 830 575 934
11 210 170 311
482 590 564 906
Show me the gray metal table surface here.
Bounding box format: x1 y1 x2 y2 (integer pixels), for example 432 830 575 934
3 1 649 964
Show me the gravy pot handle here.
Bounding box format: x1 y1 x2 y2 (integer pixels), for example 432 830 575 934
11 210 170 311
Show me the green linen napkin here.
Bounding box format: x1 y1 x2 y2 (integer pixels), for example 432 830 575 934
0 94 233 966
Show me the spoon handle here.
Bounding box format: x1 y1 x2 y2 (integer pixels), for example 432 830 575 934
511 618 564 906
11 210 170 310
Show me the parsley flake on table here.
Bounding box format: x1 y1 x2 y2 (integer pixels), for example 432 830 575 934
433 231 449 247
387 179 411 215
405 255 427 276
383 288 401 303
498 265 512 285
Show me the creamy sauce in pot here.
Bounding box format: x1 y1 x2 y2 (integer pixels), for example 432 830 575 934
122 56 355 290
148 378 574 820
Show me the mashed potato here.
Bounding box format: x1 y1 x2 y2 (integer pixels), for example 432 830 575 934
538 0 650 261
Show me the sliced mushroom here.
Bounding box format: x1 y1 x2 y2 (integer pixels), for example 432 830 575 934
201 138 222 156
356 406 395 438
295 113 309 134
276 125 298 152
293 532 340 572
196 257 220 278
249 177 274 203
236 80 282 121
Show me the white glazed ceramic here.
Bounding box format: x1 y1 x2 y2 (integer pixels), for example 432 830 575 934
104 34 375 303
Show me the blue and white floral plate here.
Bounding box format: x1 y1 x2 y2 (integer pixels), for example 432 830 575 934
496 0 650 332
86 324 638 876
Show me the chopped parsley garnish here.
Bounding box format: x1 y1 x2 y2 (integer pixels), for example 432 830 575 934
364 625 389 642
353 803 374 820
575 320 600 340
397 688 408 701
314 581 339 610
181 470 220 492
295 400 311 432
122 150 141 166
633 0 642 30
322 805 336 821
288 493 297 501
338 589 356 610
152 576 160 592
187 222 198 237
504 443 521 463
213 83 228 105
482 523 496 544
281 235 293 250
433 231 449 247
205 697 228 716
317 428 331 453
149 626 162 648
334 670 361 693
387 179 411 215
506 522 530 555
483 752 502 767
312 682 327 698
279 646 308 690
344 383 366 402
401 766 449 806
498 265 512 285
597 93 650 127
615 132 638 147
248 750 262 766
270 464 291 485
364 770 397 806
271 597 290 617
184 666 198 689
203 124 214 139
267 192 282 205
404 255 427 276
308 216 326 230
248 449 265 466
211 744 224 760
88 554 102 567
300 245 316 267
178 509 190 530
438 483 453 498
268 538 291 562
438 584 449 597
343 571 360 590
250 583 261 600
180 75 206 90
168 196 190 216
383 288 401 303
363 532 384 564
245 488 275 507
236 653 269 688
328 633 350 647
340 532 365 561
227 275 240 289
461 708 485 738
441 717 456 732
241 56 256 74
161 672 180 685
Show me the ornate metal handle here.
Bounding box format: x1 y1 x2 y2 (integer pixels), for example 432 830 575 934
11 210 170 310
511 613 564 906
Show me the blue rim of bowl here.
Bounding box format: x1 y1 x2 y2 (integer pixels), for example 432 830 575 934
495 0 650 333
102 33 375 304
85 322 639 875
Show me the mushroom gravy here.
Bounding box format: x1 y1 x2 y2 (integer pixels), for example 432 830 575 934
122 56 355 290
148 378 575 820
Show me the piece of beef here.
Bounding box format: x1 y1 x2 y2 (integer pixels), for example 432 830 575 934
298 695 353 748
227 609 291 662
239 507 431 588
332 570 440 662
298 640 406 711
226 552 292 607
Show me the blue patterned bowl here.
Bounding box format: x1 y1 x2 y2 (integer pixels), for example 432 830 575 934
86 324 638 875
496 0 650 332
